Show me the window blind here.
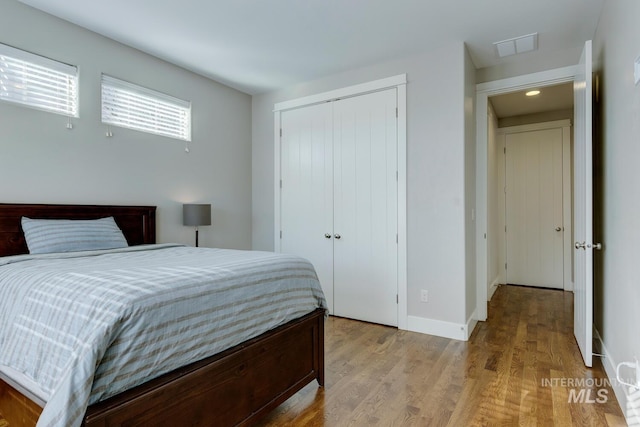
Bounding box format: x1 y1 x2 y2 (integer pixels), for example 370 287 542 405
101 74 191 141
0 43 78 117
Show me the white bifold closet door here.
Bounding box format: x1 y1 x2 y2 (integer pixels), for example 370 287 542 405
332 90 398 326
280 88 398 327
280 102 335 311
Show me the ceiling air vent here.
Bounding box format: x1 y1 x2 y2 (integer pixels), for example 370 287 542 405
494 33 538 58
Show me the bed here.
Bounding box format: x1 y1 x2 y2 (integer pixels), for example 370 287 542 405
0 203 326 427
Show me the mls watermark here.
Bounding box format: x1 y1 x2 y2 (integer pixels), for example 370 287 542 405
541 377 626 403
542 377 640 423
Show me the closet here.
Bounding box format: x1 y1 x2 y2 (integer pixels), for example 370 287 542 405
277 88 398 327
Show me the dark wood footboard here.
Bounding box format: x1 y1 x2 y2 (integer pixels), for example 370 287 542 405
0 308 324 427
83 308 325 427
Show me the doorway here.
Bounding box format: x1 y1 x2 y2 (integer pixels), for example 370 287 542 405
476 42 595 369
487 83 574 294
475 66 578 321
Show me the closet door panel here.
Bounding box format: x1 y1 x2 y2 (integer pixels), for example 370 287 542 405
333 89 398 326
280 103 335 312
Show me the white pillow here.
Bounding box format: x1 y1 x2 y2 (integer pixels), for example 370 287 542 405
21 216 128 254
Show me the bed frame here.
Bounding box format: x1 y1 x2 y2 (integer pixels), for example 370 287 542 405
0 203 325 427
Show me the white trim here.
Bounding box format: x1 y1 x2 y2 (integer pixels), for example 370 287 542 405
497 119 571 134
595 328 640 425
273 110 282 252
475 66 579 321
407 313 476 341
498 131 506 286
274 74 407 112
476 92 489 320
397 83 408 330
466 311 478 340
488 279 500 300
274 74 408 330
476 65 578 94
562 125 573 291
595 327 617 383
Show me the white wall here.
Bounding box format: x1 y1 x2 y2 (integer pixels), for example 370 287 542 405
253 42 472 334
0 2 252 249
593 0 640 421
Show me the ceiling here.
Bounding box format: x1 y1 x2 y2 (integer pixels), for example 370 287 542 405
490 82 575 118
18 0 604 95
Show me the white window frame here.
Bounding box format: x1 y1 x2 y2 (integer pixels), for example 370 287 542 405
0 43 78 117
101 74 191 141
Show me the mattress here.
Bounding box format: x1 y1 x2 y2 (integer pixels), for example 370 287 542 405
0 244 326 427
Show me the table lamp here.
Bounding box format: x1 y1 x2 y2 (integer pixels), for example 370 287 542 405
183 203 211 247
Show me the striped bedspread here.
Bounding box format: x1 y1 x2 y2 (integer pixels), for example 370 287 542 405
0 244 326 427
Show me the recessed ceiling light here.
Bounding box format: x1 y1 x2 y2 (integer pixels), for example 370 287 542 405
526 90 541 97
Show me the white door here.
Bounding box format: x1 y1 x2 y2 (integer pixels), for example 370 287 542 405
280 102 335 312
505 128 564 289
333 89 398 326
279 89 399 326
573 40 594 367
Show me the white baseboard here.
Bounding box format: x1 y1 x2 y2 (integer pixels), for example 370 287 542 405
466 310 478 340
488 278 500 301
407 311 477 341
594 328 640 425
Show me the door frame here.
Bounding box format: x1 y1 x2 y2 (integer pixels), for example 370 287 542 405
273 74 408 330
475 65 578 320
499 120 573 291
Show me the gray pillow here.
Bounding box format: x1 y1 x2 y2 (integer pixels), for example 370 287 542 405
21 216 128 254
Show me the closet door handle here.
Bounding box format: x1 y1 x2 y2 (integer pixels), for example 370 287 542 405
334 234 341 239
324 233 332 239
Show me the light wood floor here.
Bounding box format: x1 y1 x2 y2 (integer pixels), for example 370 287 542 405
257 285 627 426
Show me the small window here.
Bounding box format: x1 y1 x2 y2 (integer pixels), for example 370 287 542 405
0 43 78 117
101 75 191 141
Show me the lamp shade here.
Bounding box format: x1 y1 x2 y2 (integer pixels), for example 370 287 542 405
183 204 211 226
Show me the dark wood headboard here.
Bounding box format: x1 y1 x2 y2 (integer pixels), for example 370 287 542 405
0 203 156 257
